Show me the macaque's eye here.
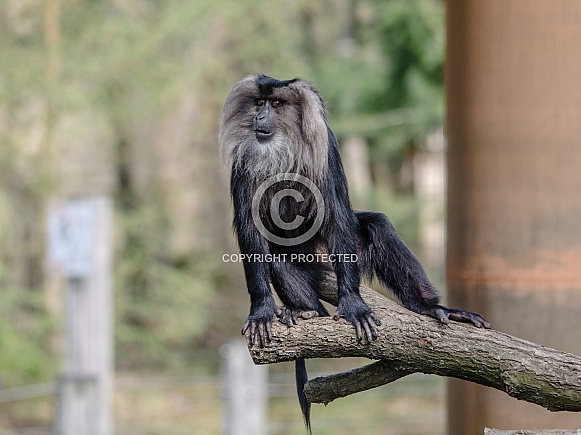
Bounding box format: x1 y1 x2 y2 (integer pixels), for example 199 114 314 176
255 98 266 107
271 99 283 108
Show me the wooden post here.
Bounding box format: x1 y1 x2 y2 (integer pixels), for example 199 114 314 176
446 1 581 432
49 196 114 435
221 340 268 435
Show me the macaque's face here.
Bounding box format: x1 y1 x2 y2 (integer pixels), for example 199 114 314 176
219 75 328 181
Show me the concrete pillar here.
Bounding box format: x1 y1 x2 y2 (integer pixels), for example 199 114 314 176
446 1 581 432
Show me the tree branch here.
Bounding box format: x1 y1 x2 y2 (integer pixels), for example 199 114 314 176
246 279 581 412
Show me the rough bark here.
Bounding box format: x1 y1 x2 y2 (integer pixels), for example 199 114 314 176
246 279 581 412
484 430 579 435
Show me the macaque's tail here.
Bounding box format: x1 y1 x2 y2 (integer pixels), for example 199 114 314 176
295 358 311 433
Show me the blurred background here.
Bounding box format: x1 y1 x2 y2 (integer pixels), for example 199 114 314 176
1 0 581 434
0 1 447 433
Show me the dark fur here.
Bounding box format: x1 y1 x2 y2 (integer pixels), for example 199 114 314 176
220 75 490 432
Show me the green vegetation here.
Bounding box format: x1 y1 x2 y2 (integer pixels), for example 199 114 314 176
0 0 444 429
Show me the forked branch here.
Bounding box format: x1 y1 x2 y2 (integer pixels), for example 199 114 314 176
246 278 581 412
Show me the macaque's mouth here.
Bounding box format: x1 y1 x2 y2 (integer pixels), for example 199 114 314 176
255 128 273 139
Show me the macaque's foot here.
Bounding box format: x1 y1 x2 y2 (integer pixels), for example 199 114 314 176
425 305 492 329
333 296 381 342
242 305 282 347
277 307 319 327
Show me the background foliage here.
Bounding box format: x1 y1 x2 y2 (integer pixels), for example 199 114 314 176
0 0 444 382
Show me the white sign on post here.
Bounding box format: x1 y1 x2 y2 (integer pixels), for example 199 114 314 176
47 199 96 278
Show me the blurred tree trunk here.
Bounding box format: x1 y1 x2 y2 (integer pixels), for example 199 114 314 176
42 0 61 312
446 1 581 433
